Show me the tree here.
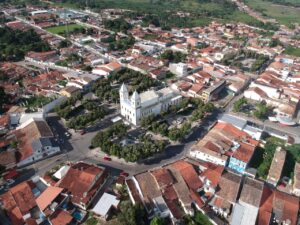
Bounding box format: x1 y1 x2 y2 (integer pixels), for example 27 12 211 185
0 86 8 113
150 217 166 225
58 39 71 48
193 211 213 225
233 97 247 112
118 201 147 225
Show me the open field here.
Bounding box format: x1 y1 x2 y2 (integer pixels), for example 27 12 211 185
284 46 300 57
51 0 266 28
244 0 300 26
45 23 84 35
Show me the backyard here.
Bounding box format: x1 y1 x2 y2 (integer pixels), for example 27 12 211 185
221 50 269 72
233 97 273 120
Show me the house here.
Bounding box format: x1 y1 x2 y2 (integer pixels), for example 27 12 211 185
244 87 267 102
228 141 257 174
120 84 182 125
59 86 81 98
25 51 58 63
257 186 299 225
210 170 242 219
0 115 10 134
126 160 205 223
92 61 122 77
0 180 45 225
292 162 300 197
169 63 188 77
231 177 264 225
50 209 73 225
200 80 226 103
15 119 60 167
36 186 68 217
266 147 286 187
91 193 120 220
199 163 224 194
58 162 108 210
190 122 258 172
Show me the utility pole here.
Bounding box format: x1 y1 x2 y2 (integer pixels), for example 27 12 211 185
64 8 69 38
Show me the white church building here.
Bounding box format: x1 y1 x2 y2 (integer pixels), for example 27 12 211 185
119 84 182 125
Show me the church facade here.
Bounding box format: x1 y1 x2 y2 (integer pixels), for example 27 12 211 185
119 84 182 125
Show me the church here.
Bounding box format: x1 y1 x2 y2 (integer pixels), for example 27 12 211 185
119 84 182 125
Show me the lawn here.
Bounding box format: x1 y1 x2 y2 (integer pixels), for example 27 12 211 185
46 24 84 35
244 0 300 26
284 46 300 57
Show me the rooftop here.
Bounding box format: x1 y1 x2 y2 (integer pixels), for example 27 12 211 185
92 193 120 217
58 162 105 205
239 177 264 207
36 186 63 211
216 171 241 204
267 148 286 183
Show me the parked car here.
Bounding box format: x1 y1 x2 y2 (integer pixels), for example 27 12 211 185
120 171 129 177
6 179 15 186
80 130 86 135
103 156 112 161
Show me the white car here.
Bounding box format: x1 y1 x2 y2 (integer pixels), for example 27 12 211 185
6 179 15 185
65 132 71 137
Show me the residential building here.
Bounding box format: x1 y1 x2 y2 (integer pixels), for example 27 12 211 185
91 193 120 220
119 84 182 126
59 86 81 98
126 160 205 223
209 170 242 219
200 80 226 103
292 162 300 197
58 162 108 210
266 147 286 186
92 61 122 77
169 63 188 77
15 118 60 167
36 186 68 218
231 177 264 225
190 122 258 172
0 177 50 225
258 186 299 225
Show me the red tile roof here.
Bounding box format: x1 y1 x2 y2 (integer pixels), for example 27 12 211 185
50 209 73 225
170 160 203 191
201 164 224 187
232 142 256 163
258 186 300 225
151 168 174 188
15 120 53 161
0 181 37 224
58 162 105 205
163 185 178 201
36 186 63 211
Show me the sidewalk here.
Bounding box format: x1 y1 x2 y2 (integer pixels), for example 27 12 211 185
89 148 137 165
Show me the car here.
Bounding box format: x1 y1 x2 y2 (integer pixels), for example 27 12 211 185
88 145 93 150
120 171 129 177
80 130 86 135
6 179 15 185
103 156 112 161
65 132 71 137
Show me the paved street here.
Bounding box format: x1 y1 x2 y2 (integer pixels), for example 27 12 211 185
19 108 221 180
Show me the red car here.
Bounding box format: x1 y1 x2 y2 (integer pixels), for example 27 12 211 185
120 171 129 177
103 156 112 161
80 130 86 135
